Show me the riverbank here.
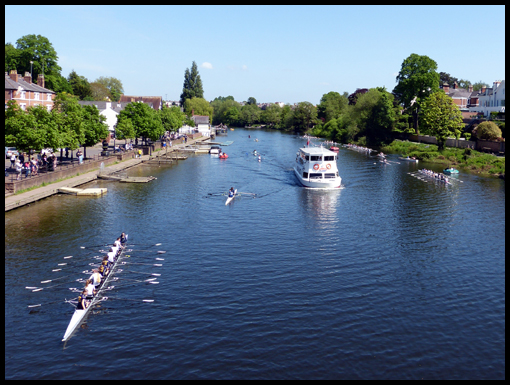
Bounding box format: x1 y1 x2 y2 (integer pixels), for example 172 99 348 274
380 140 505 177
5 136 211 211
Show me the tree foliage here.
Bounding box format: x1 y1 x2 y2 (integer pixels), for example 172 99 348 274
317 91 348 122
159 105 185 132
393 53 440 134
95 76 124 102
476 121 502 140
421 91 464 150
179 61 204 106
183 97 213 122
67 70 92 100
118 102 164 141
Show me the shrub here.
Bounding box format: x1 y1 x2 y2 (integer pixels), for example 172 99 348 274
477 121 502 140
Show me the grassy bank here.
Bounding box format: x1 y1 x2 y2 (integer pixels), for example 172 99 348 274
380 140 505 177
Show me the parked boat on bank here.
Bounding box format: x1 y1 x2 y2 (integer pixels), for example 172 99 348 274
294 146 341 189
443 167 459 174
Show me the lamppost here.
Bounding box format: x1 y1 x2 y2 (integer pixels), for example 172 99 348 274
30 61 33 80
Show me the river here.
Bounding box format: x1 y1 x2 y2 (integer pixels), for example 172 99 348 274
5 128 505 379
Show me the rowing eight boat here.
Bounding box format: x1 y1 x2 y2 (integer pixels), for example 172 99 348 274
62 238 127 342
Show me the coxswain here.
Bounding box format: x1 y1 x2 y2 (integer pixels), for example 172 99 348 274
228 187 235 198
119 232 128 245
76 289 89 310
89 269 102 290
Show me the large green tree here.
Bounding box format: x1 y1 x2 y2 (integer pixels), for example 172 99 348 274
179 61 204 106
81 105 109 158
67 70 92 100
159 105 185 132
118 102 164 142
317 91 348 123
183 97 213 122
393 53 440 135
421 91 464 150
285 102 317 134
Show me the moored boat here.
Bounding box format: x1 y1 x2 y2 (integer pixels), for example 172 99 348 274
219 153 228 159
443 167 459 174
209 145 221 154
330 146 339 152
294 146 341 189
62 236 128 342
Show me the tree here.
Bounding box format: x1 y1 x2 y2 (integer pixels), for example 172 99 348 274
348 88 369 105
115 117 136 143
421 91 464 150
5 43 20 72
67 70 92 100
183 97 213 122
95 76 124 102
476 121 502 140
439 72 459 88
179 61 204 106
261 103 282 128
52 93 86 158
81 105 109 158
90 81 112 101
118 102 164 142
317 91 348 122
472 81 490 92
239 104 261 126
393 53 440 135
247 97 257 105
159 105 185 132
285 102 317 134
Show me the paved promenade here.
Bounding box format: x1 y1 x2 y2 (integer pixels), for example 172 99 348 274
5 136 210 212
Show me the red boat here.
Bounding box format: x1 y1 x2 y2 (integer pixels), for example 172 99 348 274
330 146 339 152
219 153 228 159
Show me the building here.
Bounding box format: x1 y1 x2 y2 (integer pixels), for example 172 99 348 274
442 82 472 109
5 70 55 111
119 95 162 110
78 101 132 135
469 80 505 117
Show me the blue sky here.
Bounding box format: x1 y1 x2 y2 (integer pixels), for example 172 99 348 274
5 5 506 105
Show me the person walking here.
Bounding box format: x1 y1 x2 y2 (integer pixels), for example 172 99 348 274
15 159 22 180
10 153 16 169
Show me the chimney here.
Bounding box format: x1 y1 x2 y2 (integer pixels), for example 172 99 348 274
37 74 45 88
443 83 449 94
453 82 458 90
9 70 19 82
493 81 501 90
468 85 473 93
481 86 486 94
24 71 32 84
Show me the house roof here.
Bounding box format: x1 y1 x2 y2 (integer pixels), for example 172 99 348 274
119 95 162 110
4 72 55 94
192 115 209 124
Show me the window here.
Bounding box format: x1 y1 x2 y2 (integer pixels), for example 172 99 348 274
20 103 26 111
21 91 26 99
303 172 308 178
34 92 40 100
304 155 309 161
324 155 335 161
310 155 322 161
47 93 52 101
309 173 322 179
324 173 336 179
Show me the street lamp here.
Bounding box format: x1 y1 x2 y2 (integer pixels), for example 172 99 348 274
30 61 33 80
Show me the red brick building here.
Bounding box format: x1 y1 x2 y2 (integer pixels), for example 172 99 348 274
5 70 55 110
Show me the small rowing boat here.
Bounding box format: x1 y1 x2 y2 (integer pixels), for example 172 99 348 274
225 189 237 205
62 237 127 342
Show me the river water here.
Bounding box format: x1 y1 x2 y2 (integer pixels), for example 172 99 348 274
5 128 505 380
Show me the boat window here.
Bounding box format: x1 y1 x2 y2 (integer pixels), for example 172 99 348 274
324 173 336 179
305 155 309 161
303 172 308 178
309 173 322 179
310 155 322 161
324 155 335 161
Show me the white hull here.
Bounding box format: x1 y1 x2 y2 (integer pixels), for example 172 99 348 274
294 167 341 188
225 189 237 205
62 243 127 342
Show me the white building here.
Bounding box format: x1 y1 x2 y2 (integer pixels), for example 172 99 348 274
469 80 505 117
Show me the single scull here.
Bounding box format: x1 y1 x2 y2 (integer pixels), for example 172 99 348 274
225 189 237 205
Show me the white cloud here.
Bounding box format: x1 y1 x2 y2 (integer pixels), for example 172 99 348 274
201 62 213 69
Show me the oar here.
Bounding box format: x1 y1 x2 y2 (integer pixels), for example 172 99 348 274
28 298 78 308
101 296 155 303
125 255 165 261
112 277 158 283
125 249 166 253
120 270 161 277
127 243 162 247
120 261 163 267
27 278 86 292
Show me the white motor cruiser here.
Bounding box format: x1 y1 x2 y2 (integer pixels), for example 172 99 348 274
294 146 341 189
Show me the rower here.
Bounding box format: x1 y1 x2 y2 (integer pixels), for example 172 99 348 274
228 187 235 198
76 289 89 310
85 279 96 297
115 237 124 250
89 269 102 290
101 256 111 273
107 247 117 264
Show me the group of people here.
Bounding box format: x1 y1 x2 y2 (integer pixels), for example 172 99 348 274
420 169 450 183
9 151 59 180
76 232 128 310
346 143 373 153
